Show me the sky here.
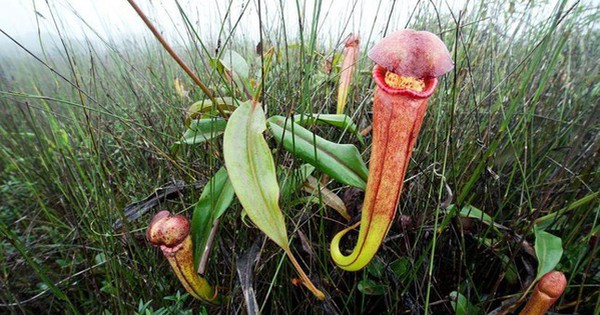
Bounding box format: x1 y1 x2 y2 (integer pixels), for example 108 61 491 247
0 0 471 53
0 0 595 54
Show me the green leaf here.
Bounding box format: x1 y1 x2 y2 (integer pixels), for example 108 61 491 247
191 167 235 269
357 279 387 295
224 102 325 299
454 204 502 236
534 226 563 280
186 97 238 121
366 257 385 278
94 253 107 265
293 113 364 145
219 50 249 80
252 47 275 101
267 115 368 189
223 102 289 249
390 258 411 279
449 291 480 315
100 280 117 295
178 118 227 145
458 205 495 226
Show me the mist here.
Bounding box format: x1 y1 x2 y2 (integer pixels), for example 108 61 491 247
0 0 566 55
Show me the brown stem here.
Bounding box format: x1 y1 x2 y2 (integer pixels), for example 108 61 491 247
126 0 226 117
285 250 325 300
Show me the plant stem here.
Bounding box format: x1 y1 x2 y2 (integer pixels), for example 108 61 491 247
126 0 226 117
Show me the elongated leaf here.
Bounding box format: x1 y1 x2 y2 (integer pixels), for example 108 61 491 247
191 167 235 269
293 114 364 144
459 205 502 235
223 101 289 248
447 204 501 236
497 252 519 285
178 118 227 145
223 102 325 299
267 115 368 189
252 47 275 102
186 97 239 122
534 226 563 280
458 205 495 225
302 176 350 221
219 50 249 80
357 279 387 295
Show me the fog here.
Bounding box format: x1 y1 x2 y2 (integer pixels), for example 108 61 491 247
0 0 473 53
0 0 593 55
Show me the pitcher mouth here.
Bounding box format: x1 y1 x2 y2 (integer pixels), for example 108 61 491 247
372 65 437 99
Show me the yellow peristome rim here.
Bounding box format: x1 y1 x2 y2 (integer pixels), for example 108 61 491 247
384 71 425 92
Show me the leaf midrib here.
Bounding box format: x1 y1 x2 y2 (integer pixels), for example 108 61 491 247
272 117 366 184
246 107 287 246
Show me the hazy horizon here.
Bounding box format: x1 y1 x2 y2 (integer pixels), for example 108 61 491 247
1 0 588 56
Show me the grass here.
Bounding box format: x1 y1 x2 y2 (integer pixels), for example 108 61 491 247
0 0 598 313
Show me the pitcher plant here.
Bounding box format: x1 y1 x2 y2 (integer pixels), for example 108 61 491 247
331 29 454 271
